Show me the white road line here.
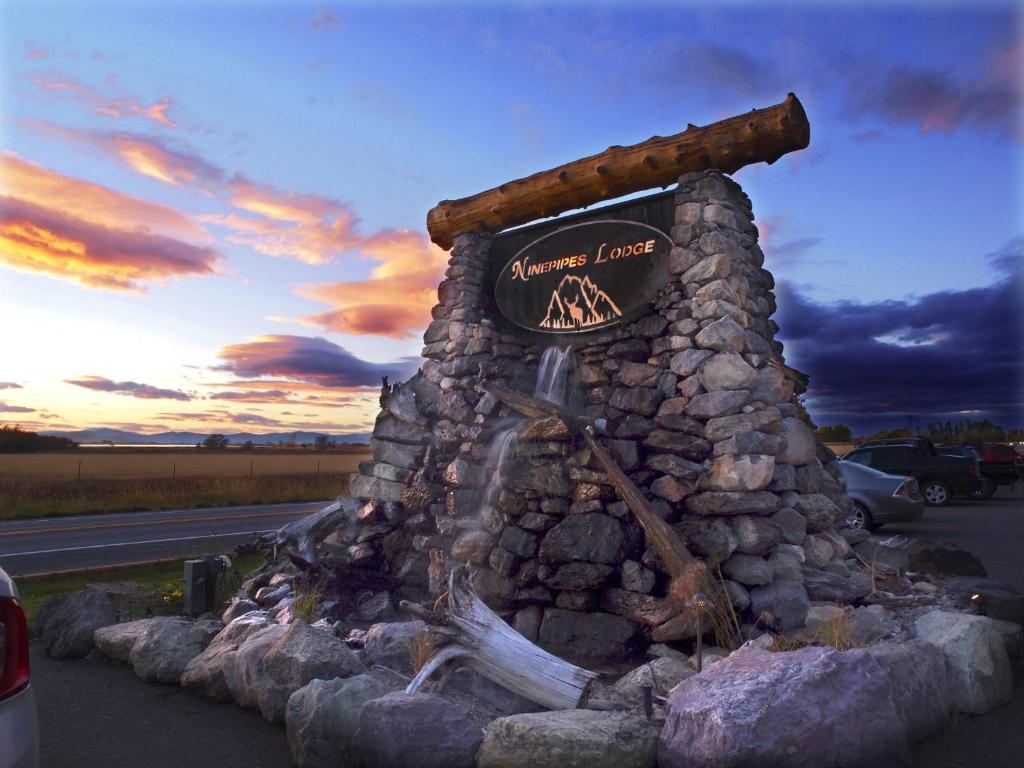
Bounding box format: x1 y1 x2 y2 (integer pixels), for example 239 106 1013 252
4 530 277 557
0 501 326 529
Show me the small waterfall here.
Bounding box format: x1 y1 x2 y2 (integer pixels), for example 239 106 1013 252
480 428 518 510
534 346 575 407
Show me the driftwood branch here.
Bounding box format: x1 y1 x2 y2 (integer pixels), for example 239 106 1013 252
400 571 599 710
427 93 810 248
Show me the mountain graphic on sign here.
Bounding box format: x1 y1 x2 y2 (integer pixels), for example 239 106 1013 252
540 274 622 330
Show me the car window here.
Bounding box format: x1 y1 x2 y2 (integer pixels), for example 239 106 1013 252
872 448 902 469
845 450 873 466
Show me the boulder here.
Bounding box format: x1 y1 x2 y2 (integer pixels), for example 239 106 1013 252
865 640 953 744
684 389 749 419
944 577 1024 624
225 620 365 722
749 579 809 631
222 598 260 623
914 611 1014 715
659 646 911 768
685 491 780 517
477 710 659 768
801 566 872 603
705 454 775 491
286 674 390 768
777 417 816 465
181 612 272 700
539 513 624 564
697 350 757 391
35 587 117 658
722 553 772 586
363 620 426 674
539 608 639 662
853 540 908 574
906 540 986 578
848 605 888 645
128 617 222 684
350 692 481 768
675 517 737 561
93 618 152 663
731 515 782 555
613 657 696 705
771 508 807 544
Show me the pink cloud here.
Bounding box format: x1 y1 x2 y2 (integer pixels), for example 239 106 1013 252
64 376 192 400
26 69 178 128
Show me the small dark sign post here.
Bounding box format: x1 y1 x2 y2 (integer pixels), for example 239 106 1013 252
494 220 672 335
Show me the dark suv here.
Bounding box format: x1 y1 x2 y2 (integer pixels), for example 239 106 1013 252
938 442 1021 498
842 438 982 506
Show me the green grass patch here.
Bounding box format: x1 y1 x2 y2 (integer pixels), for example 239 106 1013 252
17 552 266 634
0 473 348 520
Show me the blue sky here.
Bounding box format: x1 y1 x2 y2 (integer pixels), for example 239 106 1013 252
0 1 1020 435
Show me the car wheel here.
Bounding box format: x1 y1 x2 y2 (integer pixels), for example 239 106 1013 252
968 477 997 500
847 503 876 531
922 481 951 506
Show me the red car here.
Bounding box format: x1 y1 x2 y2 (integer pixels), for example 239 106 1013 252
937 442 1020 499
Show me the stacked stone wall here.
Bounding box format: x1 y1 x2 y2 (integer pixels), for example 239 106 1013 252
345 170 863 661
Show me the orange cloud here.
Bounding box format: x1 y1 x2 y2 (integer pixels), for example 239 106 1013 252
0 155 218 291
27 70 178 128
297 228 447 338
1 153 206 239
199 180 359 264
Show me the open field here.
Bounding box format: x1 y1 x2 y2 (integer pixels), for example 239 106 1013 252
0 447 370 519
16 552 266 633
0 446 369 480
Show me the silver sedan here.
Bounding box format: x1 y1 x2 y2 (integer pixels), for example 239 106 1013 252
838 460 925 531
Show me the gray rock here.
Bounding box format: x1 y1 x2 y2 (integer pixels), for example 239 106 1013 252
681 253 732 285
126 617 222 684
227 620 365 723
732 515 782 555
713 430 784 456
621 561 656 594
659 646 911 768
609 387 662 417
804 535 836 569
704 409 782 443
914 611 1014 715
694 316 746 352
906 541 987 578
706 454 775 492
642 430 711 459
540 562 614 590
791 493 844 532
363 621 426 673
697 350 757 391
181 612 272 700
35 587 117 658
499 526 538 558
645 453 702 480
349 474 405 503
615 658 696 704
675 517 738 561
749 579 809 630
372 438 426 470
450 530 496 563
722 553 773 586
801 567 872 603
539 608 639 662
849 605 888 644
771 507 807 545
222 598 260 624
478 710 659 768
865 640 953 745
769 462 798 490
768 545 805 581
286 674 389 768
669 349 714 378
539 513 624 564
722 580 751 612
93 618 151 663
853 540 908 573
686 491 780 516
684 389 749 418
351 692 481 768
650 475 691 503
944 577 1024 624
777 417 816 466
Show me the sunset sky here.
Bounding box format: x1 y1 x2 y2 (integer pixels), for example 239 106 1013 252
1 1 1020 437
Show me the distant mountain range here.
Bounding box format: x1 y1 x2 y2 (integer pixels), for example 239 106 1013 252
540 274 621 330
39 428 371 445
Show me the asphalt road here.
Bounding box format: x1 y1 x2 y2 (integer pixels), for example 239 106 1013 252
885 484 1024 592
0 501 327 577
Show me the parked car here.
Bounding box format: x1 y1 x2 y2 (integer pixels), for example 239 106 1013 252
841 438 981 506
937 442 1020 499
0 565 38 768
837 461 924 530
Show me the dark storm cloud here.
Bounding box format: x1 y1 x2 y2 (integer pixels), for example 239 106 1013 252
215 335 420 388
776 239 1022 431
64 376 192 401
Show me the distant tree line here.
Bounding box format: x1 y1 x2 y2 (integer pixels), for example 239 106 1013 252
815 419 1023 444
0 425 78 452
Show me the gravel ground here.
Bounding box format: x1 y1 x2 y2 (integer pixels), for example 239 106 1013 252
31 645 290 768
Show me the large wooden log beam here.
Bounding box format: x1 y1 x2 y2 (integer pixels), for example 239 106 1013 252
427 93 810 249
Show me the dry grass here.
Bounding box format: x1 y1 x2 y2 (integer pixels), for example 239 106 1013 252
0 446 370 520
408 629 444 675
668 560 743 651
770 613 858 653
0 473 354 520
0 447 368 480
292 574 330 622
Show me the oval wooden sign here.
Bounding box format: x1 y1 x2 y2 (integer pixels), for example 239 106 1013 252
494 220 672 335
